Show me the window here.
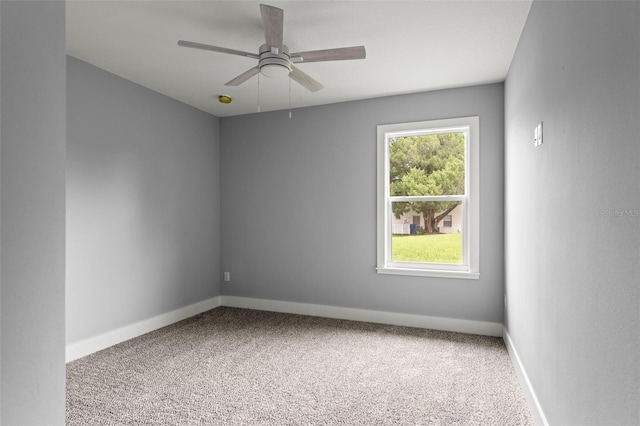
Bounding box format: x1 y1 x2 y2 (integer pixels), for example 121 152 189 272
376 117 479 279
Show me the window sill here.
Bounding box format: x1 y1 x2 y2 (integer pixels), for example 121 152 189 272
376 267 480 280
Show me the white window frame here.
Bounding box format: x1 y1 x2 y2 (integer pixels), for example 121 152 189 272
376 116 480 279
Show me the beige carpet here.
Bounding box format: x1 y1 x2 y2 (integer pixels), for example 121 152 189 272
66 307 533 425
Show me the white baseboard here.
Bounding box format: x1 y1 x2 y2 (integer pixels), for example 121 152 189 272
220 296 503 337
66 295 504 363
65 296 222 363
503 328 549 426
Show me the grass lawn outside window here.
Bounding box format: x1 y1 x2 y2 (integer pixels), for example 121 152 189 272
391 233 462 264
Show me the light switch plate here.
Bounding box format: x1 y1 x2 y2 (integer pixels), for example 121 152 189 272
537 122 543 146
534 121 543 147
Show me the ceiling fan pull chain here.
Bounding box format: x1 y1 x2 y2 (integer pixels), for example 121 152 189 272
257 73 261 113
288 77 292 119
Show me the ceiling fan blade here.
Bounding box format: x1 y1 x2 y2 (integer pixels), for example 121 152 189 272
260 4 284 52
225 66 260 86
290 46 366 63
289 66 323 92
178 40 259 59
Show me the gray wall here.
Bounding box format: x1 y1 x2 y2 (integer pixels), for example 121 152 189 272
66 57 221 344
504 1 639 424
221 84 505 323
0 1 66 423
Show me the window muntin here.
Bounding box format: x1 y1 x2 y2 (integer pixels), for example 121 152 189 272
377 117 479 279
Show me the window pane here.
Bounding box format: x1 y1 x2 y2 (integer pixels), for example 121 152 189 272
391 201 463 264
388 132 465 197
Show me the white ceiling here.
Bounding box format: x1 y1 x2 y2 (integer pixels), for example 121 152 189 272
66 1 532 117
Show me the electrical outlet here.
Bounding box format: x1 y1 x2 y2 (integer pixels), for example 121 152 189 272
224 272 231 282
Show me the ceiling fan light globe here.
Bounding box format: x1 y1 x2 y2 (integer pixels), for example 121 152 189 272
260 63 290 79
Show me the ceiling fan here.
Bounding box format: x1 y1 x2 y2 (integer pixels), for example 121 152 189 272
178 4 366 92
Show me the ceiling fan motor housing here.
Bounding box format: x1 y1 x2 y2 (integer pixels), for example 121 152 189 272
259 44 292 78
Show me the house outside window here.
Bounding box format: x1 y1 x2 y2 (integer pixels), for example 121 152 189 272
376 117 479 279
